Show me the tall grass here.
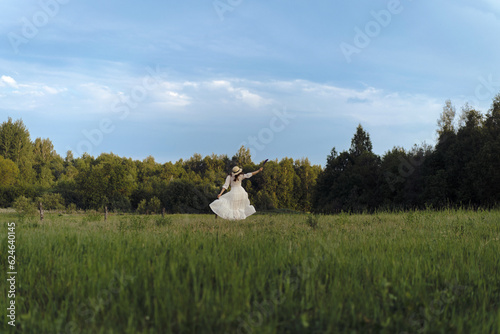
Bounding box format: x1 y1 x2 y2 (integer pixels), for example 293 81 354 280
1 210 499 333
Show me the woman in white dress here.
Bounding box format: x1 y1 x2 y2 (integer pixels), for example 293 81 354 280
209 166 263 220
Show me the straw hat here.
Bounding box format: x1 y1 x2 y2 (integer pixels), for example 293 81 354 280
231 166 242 175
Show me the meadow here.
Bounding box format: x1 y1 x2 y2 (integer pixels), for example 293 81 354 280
1 210 499 333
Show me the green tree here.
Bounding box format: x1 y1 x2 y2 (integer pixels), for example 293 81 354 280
422 101 461 207
148 196 162 214
313 148 351 213
314 125 381 213
458 103 483 129
232 146 252 166
137 199 148 214
258 160 280 209
254 190 276 211
0 118 35 183
276 158 297 209
160 180 210 214
350 124 373 157
203 153 229 174
33 137 57 163
380 147 408 208
485 93 500 138
137 155 160 182
382 145 429 209
33 137 64 186
184 153 207 175
76 154 136 210
478 94 500 205
437 99 456 137
36 193 65 211
0 155 19 187
13 195 37 216
293 158 321 211
452 105 486 205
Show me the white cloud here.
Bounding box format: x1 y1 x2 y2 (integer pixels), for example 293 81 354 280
1 75 18 88
0 73 443 130
236 89 267 108
206 79 273 108
80 83 114 100
0 75 66 97
0 75 69 112
77 83 120 113
43 86 66 95
182 81 199 89
127 78 442 126
210 80 231 88
152 90 191 108
227 79 443 127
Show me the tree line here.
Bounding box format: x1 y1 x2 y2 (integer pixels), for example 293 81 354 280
314 96 500 212
1 93 499 214
0 120 320 213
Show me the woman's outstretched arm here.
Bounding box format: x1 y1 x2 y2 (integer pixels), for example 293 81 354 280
251 167 264 176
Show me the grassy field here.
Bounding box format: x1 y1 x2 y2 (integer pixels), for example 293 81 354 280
1 210 500 333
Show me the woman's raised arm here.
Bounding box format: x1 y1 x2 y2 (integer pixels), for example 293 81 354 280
251 167 263 176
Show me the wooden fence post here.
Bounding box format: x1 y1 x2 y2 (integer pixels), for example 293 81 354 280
105 206 108 222
39 202 44 221
162 208 165 217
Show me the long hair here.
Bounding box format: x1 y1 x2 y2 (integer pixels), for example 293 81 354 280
233 171 243 182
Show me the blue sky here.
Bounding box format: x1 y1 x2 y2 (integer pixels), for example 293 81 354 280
1 0 500 166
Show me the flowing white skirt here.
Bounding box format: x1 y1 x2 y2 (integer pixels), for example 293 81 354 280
209 186 256 220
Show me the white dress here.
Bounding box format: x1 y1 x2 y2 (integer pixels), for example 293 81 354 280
209 173 256 220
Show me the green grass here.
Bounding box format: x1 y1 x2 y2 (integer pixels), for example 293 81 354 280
1 210 500 333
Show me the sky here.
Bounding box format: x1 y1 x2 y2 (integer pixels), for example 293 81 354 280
1 0 500 166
